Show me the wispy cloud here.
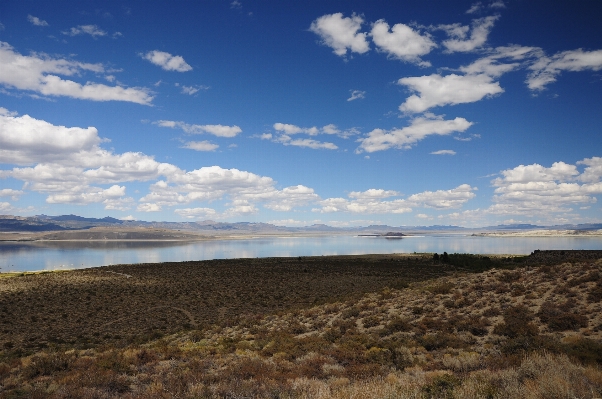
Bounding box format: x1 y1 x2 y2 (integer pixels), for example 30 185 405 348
142 50 192 72
27 15 48 27
347 90 366 101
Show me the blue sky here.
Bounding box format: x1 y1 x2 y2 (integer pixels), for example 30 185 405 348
1 0 601 227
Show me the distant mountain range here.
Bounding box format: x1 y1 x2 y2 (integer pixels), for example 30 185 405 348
1 214 601 234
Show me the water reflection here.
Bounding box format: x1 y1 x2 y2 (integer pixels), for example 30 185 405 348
1 235 600 272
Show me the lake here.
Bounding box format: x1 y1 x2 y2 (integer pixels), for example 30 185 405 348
1 234 602 272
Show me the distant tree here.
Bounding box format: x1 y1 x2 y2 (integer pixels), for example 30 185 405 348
441 252 449 263
433 253 440 261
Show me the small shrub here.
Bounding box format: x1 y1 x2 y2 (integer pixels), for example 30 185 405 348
362 315 380 328
419 333 466 351
22 352 73 379
381 316 412 335
422 373 460 398
537 301 588 331
428 282 454 295
493 304 538 338
341 307 360 319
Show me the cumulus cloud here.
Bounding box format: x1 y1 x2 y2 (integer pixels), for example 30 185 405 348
398 73 503 113
438 16 498 53
0 111 178 209
142 50 192 72
46 185 125 205
155 120 242 137
0 189 23 200
27 15 48 26
0 112 102 165
527 49 602 90
488 159 602 216
370 19 436 65
348 189 400 199
139 167 319 213
309 13 370 57
313 184 475 214
0 42 153 104
182 141 219 152
356 114 473 153
347 90 366 101
406 184 476 209
63 25 107 38
431 150 456 155
138 203 161 212
0 113 321 215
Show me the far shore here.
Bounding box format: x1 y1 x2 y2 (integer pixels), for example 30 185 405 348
473 229 602 237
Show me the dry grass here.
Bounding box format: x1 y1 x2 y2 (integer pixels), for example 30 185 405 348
1 250 602 398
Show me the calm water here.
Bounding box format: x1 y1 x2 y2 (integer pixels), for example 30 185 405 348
1 234 601 272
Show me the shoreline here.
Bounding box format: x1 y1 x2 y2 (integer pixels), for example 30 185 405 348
473 229 602 237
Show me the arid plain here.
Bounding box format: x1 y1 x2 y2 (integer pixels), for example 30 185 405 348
1 251 602 398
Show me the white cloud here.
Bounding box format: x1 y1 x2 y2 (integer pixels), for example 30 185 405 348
180 84 209 95
348 189 400 199
489 1 506 9
103 196 135 211
0 42 153 104
175 203 259 220
175 207 217 219
138 203 161 212
347 90 366 101
46 185 125 205
398 73 503 113
275 135 338 150
182 141 219 152
314 184 475 214
431 150 456 155
0 189 23 200
488 159 602 216
260 185 319 211
142 50 192 72
466 2 483 14
577 157 602 183
155 120 242 137
459 53 520 77
416 213 431 219
0 112 102 165
273 122 356 138
438 16 499 53
139 166 319 213
120 215 136 221
0 202 14 213
0 111 179 208
27 15 48 27
370 19 436 65
309 13 370 57
356 114 473 153
63 25 107 38
527 49 602 90
406 184 476 209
